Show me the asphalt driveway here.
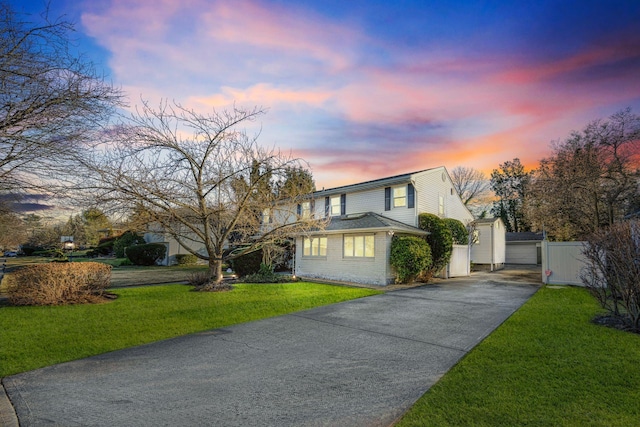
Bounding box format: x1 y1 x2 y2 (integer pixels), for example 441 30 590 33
3 271 539 427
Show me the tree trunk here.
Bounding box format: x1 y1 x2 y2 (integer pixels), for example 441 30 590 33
208 257 224 284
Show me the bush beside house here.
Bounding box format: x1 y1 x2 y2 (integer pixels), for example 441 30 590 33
418 213 454 275
390 236 432 284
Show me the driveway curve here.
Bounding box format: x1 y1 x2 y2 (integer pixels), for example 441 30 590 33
3 270 539 427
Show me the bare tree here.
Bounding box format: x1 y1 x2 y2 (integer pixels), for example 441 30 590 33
450 166 491 217
526 109 640 240
0 2 123 193
84 101 323 289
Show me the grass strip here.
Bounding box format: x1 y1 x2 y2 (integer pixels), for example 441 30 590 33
0 282 380 377
397 286 640 426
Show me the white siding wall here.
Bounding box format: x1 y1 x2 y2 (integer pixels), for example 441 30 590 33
413 168 474 224
296 232 392 285
494 221 506 264
314 188 416 225
470 223 493 264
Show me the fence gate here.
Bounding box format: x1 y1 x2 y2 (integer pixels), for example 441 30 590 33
541 241 586 285
448 244 470 278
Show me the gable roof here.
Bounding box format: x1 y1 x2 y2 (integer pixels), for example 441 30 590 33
304 212 428 236
313 167 440 197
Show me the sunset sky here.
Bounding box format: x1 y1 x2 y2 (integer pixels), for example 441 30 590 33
13 0 640 189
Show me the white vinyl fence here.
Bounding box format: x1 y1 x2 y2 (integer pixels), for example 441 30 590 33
541 241 587 285
447 244 471 278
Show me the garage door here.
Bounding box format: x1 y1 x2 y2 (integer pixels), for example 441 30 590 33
506 243 538 264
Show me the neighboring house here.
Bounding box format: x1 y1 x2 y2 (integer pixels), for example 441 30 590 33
505 232 543 265
470 218 506 271
144 223 207 266
294 166 474 285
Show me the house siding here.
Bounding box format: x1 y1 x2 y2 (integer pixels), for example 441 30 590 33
296 232 391 285
413 168 473 224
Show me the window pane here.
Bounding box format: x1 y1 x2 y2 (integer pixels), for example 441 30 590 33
344 236 353 257
364 236 375 257
311 238 319 256
394 186 406 197
303 237 311 256
319 237 327 256
354 236 364 257
393 186 406 207
302 201 311 218
331 196 341 215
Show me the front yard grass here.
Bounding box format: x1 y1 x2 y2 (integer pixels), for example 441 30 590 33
0 282 381 377
397 286 640 426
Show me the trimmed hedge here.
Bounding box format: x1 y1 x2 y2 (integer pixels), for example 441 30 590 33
443 218 468 244
5 262 112 306
231 249 263 277
125 243 167 266
113 231 146 258
418 213 453 274
175 254 198 266
390 236 432 284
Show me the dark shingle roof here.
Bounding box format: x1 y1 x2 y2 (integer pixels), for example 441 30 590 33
309 212 428 235
506 232 544 242
313 167 441 197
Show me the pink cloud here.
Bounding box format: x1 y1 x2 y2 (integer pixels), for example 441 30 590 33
188 84 332 110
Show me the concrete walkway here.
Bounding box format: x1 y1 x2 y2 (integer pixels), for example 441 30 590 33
2 272 539 427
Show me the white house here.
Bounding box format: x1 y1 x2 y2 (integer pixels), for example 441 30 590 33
294 166 474 285
470 218 506 271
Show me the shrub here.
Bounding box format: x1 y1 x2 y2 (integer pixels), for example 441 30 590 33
94 236 117 255
113 231 146 258
230 249 263 277
390 236 432 284
125 243 167 266
5 262 112 306
242 263 293 283
20 244 44 256
443 218 468 244
175 254 198 266
418 213 453 275
581 220 640 332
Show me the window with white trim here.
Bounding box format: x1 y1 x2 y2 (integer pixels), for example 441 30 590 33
343 234 375 258
438 195 445 216
393 186 406 207
330 195 341 216
303 236 327 257
301 201 312 219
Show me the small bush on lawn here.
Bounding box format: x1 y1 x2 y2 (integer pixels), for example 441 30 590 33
20 244 44 256
125 243 167 266
443 218 468 244
5 262 112 306
242 263 293 283
231 249 262 276
113 231 146 258
418 213 453 276
581 220 640 332
390 236 432 284
94 236 117 255
175 254 198 266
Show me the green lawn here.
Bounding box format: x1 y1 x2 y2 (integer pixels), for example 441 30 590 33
0 283 380 377
397 286 640 426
